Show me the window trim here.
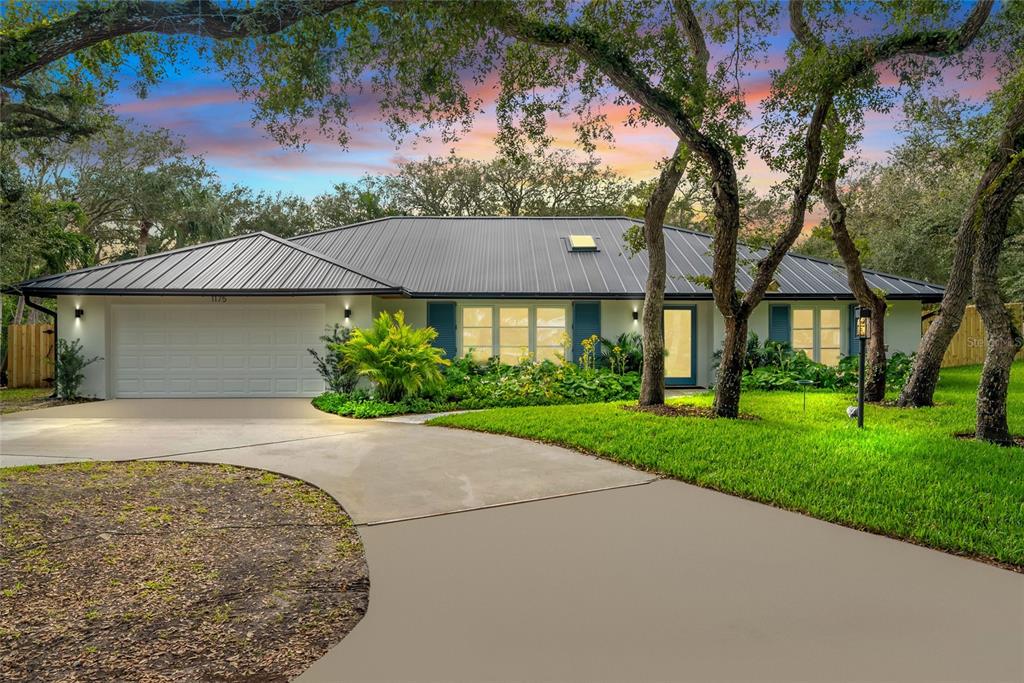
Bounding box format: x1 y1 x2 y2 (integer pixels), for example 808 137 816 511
458 302 570 362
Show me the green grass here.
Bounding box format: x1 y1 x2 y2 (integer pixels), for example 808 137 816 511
0 387 51 414
432 362 1024 569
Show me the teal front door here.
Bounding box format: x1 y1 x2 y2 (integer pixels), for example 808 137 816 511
664 305 697 386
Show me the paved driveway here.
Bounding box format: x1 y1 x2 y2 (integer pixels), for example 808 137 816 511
2 400 1022 681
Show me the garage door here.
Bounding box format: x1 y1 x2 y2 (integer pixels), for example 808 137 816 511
111 303 326 397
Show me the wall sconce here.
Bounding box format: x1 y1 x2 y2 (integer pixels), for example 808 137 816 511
344 307 351 319
632 309 639 321
74 307 84 319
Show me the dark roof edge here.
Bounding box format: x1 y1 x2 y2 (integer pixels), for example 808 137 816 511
404 291 942 302
1 286 404 297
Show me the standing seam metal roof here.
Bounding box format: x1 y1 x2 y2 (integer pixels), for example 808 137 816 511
10 231 398 295
290 216 946 300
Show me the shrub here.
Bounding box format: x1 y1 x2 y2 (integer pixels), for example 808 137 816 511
313 356 642 418
53 338 101 400
308 323 359 393
600 331 643 374
339 311 450 402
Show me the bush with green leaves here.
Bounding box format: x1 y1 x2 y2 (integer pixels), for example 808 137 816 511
53 338 101 400
313 354 642 418
308 323 359 393
338 311 450 402
599 331 643 374
717 333 912 394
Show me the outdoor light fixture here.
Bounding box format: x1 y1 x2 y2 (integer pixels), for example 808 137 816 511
633 309 639 321
74 307 84 319
854 306 872 429
344 307 351 319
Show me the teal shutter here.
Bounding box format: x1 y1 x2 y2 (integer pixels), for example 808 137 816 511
572 302 601 364
848 303 860 356
427 302 457 361
768 305 791 345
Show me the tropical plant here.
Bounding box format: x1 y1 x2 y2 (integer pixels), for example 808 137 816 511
52 338 100 399
308 323 358 393
338 311 449 402
600 332 643 374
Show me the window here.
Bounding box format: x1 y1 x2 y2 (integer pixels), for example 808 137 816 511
536 307 567 363
790 307 842 366
792 308 814 358
568 234 598 252
819 308 841 366
460 304 568 363
462 307 493 362
499 307 530 364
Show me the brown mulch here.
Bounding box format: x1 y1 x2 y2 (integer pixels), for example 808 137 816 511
0 461 369 682
954 432 1024 448
621 403 760 420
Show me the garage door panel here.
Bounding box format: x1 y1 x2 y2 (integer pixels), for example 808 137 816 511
111 304 326 398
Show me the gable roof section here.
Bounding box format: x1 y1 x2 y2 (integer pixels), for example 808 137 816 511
9 231 397 296
290 216 945 301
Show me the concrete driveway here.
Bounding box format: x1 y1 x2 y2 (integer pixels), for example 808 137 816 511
2 400 1022 681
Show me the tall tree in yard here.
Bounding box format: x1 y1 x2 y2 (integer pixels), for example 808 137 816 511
0 0 1004 417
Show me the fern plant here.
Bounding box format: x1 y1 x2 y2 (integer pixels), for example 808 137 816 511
338 311 450 402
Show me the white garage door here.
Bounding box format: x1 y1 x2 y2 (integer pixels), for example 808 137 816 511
111 303 326 397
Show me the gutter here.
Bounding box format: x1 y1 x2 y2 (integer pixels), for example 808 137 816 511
19 292 58 398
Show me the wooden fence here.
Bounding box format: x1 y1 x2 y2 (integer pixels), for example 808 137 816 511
5 324 55 388
922 303 1024 368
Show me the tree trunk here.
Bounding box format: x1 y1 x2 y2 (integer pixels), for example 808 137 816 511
639 144 686 406
820 174 888 401
973 170 1024 443
137 219 152 257
898 96 1024 408
713 315 748 418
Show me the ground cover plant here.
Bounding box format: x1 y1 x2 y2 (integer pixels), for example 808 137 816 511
0 387 52 414
313 356 642 418
0 461 368 682
432 362 1024 569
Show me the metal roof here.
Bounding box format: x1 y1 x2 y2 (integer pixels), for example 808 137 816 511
10 231 397 296
291 216 946 301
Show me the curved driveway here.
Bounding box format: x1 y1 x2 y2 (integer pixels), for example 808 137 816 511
2 399 1022 682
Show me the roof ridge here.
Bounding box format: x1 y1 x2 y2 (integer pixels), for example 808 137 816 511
258 232 399 290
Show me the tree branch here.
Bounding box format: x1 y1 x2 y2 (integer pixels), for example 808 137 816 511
1 0 361 86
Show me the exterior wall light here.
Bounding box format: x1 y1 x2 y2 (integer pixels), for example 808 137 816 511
344 307 351 319
632 309 639 321
854 306 872 429
74 307 84 319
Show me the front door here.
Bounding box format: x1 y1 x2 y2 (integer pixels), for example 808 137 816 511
664 306 697 386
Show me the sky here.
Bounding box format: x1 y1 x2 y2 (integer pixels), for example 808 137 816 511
105 11 1001 201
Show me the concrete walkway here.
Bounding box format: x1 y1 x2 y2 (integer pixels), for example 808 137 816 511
2 400 1022 681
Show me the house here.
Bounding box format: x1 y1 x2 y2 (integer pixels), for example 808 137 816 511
8 217 943 398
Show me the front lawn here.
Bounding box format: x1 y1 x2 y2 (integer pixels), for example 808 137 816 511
0 387 53 414
432 362 1024 569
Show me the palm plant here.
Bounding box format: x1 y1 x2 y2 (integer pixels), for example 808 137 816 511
339 311 450 402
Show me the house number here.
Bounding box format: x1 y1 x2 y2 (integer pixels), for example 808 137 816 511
210 296 227 303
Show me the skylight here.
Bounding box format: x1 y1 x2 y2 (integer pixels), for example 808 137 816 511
568 234 598 252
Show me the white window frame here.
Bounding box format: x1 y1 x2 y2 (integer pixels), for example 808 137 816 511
790 305 843 366
457 303 569 362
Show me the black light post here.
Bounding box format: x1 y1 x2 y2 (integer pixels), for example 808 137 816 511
855 306 872 429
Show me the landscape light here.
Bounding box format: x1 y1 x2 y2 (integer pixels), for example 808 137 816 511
855 306 872 429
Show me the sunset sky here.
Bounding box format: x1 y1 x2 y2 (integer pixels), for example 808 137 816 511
106 15 1000 200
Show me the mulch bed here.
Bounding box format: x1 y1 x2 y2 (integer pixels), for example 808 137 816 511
622 403 760 420
0 461 369 682
954 432 1024 448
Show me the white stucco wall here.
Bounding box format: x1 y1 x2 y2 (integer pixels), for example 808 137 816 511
57 294 371 399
